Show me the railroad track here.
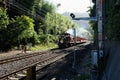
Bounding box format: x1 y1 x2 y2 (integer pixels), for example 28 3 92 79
0 42 90 80
1 52 69 80
0 51 49 64
0 48 72 79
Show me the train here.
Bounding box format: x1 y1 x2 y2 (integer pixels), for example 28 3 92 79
58 33 86 48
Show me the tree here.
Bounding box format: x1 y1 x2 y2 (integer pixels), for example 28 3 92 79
0 15 39 51
104 0 120 40
0 7 9 51
9 16 39 45
0 7 9 29
44 12 79 35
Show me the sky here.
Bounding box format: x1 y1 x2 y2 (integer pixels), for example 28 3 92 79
47 0 94 38
48 0 93 14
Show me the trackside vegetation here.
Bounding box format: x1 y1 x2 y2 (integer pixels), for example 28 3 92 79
0 0 79 51
89 0 120 78
90 0 120 42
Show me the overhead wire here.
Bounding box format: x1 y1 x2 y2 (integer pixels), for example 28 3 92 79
6 0 59 32
6 1 47 21
6 0 57 22
6 0 61 30
15 0 48 16
17 2 47 16
15 1 45 21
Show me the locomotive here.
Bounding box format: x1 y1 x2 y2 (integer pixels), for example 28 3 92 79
58 33 86 48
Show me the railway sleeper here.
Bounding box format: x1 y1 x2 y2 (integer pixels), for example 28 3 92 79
8 76 19 80
16 73 26 77
1 50 71 80
8 73 26 80
6 70 26 80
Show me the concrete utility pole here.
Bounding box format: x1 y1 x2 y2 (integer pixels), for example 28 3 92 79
97 0 103 51
96 0 104 77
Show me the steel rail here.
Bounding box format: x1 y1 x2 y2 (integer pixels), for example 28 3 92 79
0 42 89 65
0 52 68 79
0 50 51 64
0 42 89 79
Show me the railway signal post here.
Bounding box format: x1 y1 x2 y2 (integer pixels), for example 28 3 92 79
70 0 104 78
72 28 76 71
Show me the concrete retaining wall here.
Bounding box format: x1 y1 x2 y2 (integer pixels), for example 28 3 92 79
102 40 120 80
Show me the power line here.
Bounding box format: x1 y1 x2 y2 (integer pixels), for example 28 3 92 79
15 0 48 15
5 0 57 22
6 1 46 21
15 1 45 21
16 1 47 16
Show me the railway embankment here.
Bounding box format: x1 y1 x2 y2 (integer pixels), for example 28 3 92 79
102 40 120 80
0 42 91 80
38 43 92 80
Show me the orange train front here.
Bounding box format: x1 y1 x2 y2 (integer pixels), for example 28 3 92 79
58 33 86 48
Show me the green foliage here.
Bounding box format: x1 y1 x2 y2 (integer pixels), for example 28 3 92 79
0 0 80 51
10 15 39 44
105 1 120 40
31 0 56 34
44 12 77 35
39 34 57 44
16 0 35 10
0 7 9 29
42 1 55 13
88 2 97 46
30 43 58 51
14 16 34 38
0 15 39 51
0 7 9 51
89 0 120 42
106 12 120 39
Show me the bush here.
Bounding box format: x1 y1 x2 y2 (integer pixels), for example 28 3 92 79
39 34 58 44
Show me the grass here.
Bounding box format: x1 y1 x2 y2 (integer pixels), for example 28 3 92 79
30 43 58 51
